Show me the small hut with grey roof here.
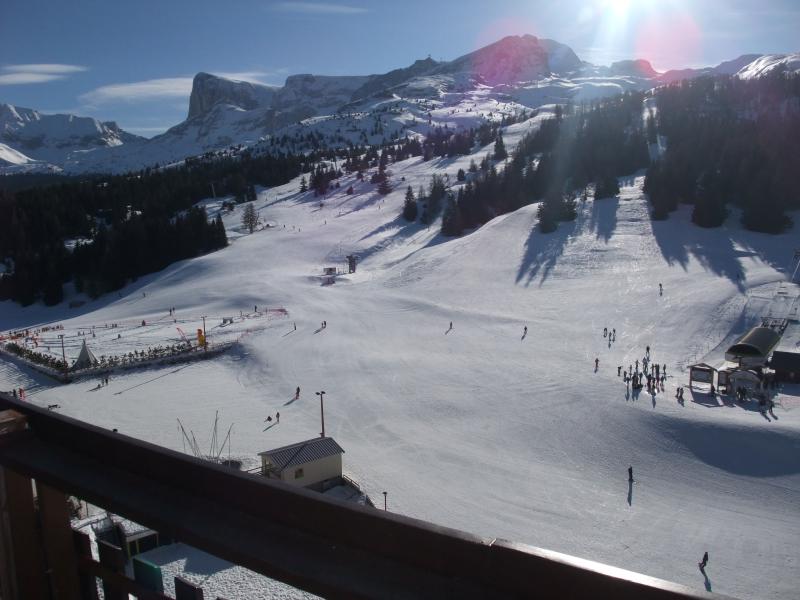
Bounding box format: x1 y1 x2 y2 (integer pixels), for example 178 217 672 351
259 437 344 491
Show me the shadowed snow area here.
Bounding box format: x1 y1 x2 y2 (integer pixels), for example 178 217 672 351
1 122 799 599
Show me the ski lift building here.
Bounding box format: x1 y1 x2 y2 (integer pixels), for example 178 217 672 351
770 320 800 382
259 437 344 492
724 327 780 367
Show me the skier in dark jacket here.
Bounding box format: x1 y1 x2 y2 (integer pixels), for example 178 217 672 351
628 466 634 482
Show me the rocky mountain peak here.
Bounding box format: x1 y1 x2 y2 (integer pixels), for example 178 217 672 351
187 72 277 120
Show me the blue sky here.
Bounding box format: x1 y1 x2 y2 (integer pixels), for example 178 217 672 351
1 0 798 137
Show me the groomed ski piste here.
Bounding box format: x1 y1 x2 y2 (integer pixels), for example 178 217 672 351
1 112 799 599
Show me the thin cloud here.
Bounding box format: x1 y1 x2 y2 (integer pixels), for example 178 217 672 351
80 77 194 105
0 63 88 85
211 71 282 85
271 2 367 15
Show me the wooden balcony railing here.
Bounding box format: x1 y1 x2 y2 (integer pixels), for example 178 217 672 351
0 391 728 599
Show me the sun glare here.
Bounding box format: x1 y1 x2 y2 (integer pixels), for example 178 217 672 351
607 0 631 16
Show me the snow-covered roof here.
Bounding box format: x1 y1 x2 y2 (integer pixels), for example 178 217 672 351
775 321 800 354
259 437 344 472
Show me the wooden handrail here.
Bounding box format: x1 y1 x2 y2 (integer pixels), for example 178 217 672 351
0 393 727 599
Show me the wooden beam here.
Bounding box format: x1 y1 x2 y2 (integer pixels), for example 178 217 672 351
38 482 82 600
97 540 127 600
73 530 99 600
0 410 48 600
0 466 48 600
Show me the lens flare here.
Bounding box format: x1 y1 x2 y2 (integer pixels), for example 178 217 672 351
635 12 702 70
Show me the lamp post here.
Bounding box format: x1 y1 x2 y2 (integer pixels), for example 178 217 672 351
315 391 326 437
383 491 387 511
58 334 66 373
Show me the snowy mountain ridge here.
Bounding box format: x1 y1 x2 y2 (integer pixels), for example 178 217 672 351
0 103 144 172
2 37 798 176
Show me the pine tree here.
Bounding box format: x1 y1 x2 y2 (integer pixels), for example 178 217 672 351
241 202 259 233
537 200 558 233
402 186 418 221
213 215 228 247
457 168 466 182
378 177 391 195
300 176 308 193
595 175 620 199
441 192 463 236
494 134 508 161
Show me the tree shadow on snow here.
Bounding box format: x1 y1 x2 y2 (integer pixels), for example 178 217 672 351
650 206 797 292
587 196 619 244
516 217 579 287
651 214 745 292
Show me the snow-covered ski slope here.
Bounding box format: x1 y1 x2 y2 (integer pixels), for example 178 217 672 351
1 120 799 599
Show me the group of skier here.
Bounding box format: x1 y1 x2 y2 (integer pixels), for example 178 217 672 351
620 346 668 394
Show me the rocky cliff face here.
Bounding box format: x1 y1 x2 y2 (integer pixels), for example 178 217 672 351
187 72 278 119
272 74 372 113
607 59 659 78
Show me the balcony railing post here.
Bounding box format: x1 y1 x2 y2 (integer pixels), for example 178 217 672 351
0 410 49 600
37 482 82 599
97 540 127 600
73 530 99 600
174 575 204 599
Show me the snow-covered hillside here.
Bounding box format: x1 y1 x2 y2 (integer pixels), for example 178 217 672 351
736 52 800 79
1 117 798 599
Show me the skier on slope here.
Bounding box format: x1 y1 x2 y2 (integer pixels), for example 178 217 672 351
603 327 608 338
628 466 634 482
594 357 599 370
295 386 300 400
699 551 708 571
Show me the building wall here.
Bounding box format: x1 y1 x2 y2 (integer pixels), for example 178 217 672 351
279 454 342 489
